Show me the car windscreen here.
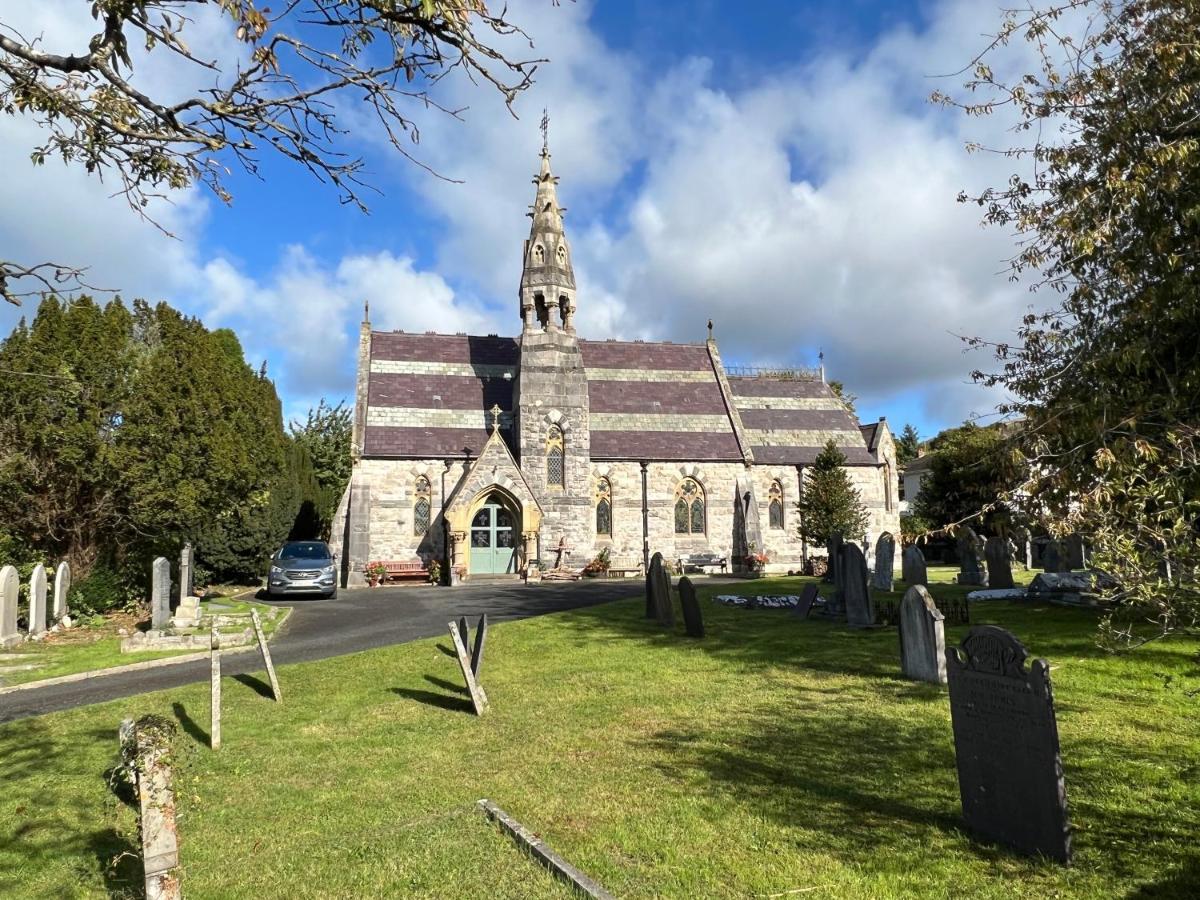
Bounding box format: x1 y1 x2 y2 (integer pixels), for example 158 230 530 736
281 542 329 560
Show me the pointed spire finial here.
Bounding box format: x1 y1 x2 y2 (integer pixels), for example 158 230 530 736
540 108 550 155
489 404 502 433
363 299 370 324
707 319 714 340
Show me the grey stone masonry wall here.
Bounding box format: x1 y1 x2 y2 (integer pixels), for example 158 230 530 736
516 327 592 563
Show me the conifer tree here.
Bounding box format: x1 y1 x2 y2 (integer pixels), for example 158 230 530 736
896 423 920 465
797 440 869 545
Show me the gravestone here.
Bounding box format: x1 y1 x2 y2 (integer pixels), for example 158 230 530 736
677 577 705 638
1065 534 1086 570
946 625 1072 863
842 544 874 627
470 614 488 678
902 544 927 586
1011 527 1032 570
825 533 845 616
793 583 819 620
898 585 946 684
955 527 988 586
646 552 674 627
984 536 1015 589
179 543 195 602
1043 539 1069 574
0 565 18 647
28 564 47 635
52 561 71 622
872 533 896 591
151 557 171 631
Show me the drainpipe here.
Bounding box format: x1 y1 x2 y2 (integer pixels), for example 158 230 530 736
796 464 808 568
441 460 452 585
640 461 650 572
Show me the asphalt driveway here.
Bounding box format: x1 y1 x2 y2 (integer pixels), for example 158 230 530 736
0 578 652 724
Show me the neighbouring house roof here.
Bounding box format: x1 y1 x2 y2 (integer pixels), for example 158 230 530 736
902 452 938 475
362 331 876 465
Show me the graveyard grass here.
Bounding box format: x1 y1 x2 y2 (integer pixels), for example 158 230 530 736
0 597 288 688
2 569 1199 899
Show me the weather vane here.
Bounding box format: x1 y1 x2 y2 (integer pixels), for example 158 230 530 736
540 108 550 153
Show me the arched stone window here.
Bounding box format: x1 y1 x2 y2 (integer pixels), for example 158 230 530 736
595 477 612 536
884 462 894 512
533 243 545 264
413 476 431 535
674 478 705 535
546 425 565 488
768 480 784 530
556 244 566 266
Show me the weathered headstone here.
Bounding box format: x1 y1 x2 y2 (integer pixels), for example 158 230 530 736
179 543 194 603
470 613 488 678
52 561 71 622
210 627 221 751
646 552 674 627
1065 534 1086 570
28 563 47 635
448 620 489 715
170 595 201 629
946 625 1072 863
825 533 845 615
677 576 705 638
120 716 183 900
898 585 946 684
250 608 282 703
151 557 171 631
842 544 875 627
955 527 988 587
793 583 819 620
872 532 896 591
0 565 19 647
1043 539 1069 574
984 536 1015 589
901 544 927 586
1011 527 1032 570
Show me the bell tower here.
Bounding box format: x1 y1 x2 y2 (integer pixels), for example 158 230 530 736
514 119 591 562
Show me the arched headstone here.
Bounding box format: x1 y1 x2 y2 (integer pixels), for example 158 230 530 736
842 544 874 627
984 537 1014 589
899 585 946 684
902 544 927 586
645 552 673 627
678 577 704 638
151 557 171 631
872 533 895 591
53 561 71 621
28 564 48 635
955 527 988 586
0 565 19 647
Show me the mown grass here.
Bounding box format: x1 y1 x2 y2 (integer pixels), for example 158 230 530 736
0 596 287 688
1 573 1197 899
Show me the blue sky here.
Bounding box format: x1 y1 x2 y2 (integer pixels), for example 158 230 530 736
0 0 1037 440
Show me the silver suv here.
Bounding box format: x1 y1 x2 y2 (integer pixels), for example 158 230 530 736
267 541 337 599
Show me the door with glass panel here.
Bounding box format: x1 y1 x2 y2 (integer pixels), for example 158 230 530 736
468 499 517 575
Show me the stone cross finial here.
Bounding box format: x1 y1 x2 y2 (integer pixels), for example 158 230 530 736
489 404 502 432
540 108 550 154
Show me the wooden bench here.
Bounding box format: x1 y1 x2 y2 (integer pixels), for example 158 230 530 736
605 556 644 578
677 553 728 574
380 560 430 583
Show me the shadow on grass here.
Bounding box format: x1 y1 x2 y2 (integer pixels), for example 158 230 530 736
390 686 474 715
424 674 468 696
0 717 141 898
233 673 275 700
1125 856 1200 899
171 701 209 748
435 642 457 659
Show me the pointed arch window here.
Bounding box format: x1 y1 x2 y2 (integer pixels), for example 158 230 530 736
546 425 565 488
413 476 432 535
768 480 784 530
533 243 545 264
556 244 566 266
674 478 705 535
595 477 612 536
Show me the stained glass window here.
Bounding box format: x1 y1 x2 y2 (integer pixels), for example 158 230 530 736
413 476 432 535
768 480 784 530
546 426 565 487
674 478 705 535
595 478 612 535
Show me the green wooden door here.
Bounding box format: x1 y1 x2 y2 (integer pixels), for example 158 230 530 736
469 502 517 575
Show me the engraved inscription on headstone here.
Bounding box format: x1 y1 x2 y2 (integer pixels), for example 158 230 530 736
898 585 946 684
872 532 896 591
842 544 874 627
677 576 705 638
946 625 1072 863
984 536 1015 589
792 583 819 620
902 544 927 587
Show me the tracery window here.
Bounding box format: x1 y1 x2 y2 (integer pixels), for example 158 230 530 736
546 426 565 488
768 480 784 530
533 243 545 264
413 476 432 535
674 478 705 535
595 477 612 536
556 244 566 266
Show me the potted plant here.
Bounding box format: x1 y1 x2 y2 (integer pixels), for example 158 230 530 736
427 560 442 585
365 561 387 587
582 547 612 577
454 565 468 584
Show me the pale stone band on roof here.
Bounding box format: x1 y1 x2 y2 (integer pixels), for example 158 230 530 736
367 407 514 429
371 359 516 377
583 367 713 382
589 412 735 433
746 429 865 447
732 395 846 410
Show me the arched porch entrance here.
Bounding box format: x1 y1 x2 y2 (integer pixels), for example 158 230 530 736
468 491 520 575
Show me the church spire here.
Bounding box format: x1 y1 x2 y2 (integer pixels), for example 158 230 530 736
519 117 576 333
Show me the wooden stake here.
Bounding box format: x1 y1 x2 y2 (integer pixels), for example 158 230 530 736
250 608 282 703
210 626 221 750
448 621 489 715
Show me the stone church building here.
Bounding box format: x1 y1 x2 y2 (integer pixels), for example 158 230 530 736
331 145 899 586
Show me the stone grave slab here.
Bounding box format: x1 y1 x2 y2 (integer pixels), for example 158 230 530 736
151 557 171 631
955 527 988 587
902 544 927 586
872 533 896 591
677 577 705 638
946 625 1072 863
0 565 18 647
53 561 71 621
28 564 47 635
898 585 946 684
793 584 819 620
984 536 1015 589
842 544 875 627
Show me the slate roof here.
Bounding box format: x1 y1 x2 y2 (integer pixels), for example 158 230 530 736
362 331 877 465
859 422 880 453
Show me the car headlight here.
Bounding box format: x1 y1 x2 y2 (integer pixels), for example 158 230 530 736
270 565 284 575
322 564 335 574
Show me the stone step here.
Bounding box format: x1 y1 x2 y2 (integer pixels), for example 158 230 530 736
0 663 44 674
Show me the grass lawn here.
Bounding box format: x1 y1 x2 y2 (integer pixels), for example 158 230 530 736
0 592 286 688
1 572 1198 898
